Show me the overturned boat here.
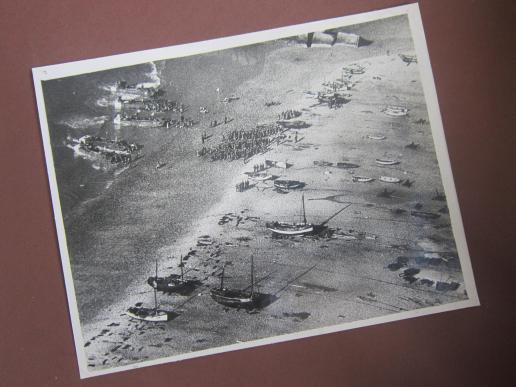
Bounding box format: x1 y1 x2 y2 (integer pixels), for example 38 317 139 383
266 194 314 236
210 256 258 309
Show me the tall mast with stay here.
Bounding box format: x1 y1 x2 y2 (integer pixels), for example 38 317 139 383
302 194 307 225
154 260 158 314
250 256 254 296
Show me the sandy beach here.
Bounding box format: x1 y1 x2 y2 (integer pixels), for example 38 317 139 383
64 33 469 372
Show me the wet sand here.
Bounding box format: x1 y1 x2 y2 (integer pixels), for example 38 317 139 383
78 43 468 372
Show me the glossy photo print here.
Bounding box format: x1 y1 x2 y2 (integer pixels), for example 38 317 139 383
33 4 478 378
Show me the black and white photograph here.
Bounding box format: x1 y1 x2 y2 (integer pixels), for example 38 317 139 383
33 4 479 378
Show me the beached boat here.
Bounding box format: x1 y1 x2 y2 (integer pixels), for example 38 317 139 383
336 162 359 169
125 307 169 322
382 106 409 117
147 257 199 294
379 176 402 183
210 256 258 308
274 180 304 190
127 262 172 322
248 172 273 181
353 176 375 183
266 194 314 236
375 159 400 166
276 120 310 129
367 134 386 140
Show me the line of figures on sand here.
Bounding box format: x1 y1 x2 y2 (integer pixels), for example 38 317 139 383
197 125 285 161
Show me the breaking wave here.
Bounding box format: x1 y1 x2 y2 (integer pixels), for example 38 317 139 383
59 115 108 129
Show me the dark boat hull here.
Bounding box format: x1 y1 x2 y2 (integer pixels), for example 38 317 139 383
210 289 257 308
148 275 198 294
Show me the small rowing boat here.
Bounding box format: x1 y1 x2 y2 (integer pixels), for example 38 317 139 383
248 172 273 181
367 134 386 140
382 106 409 117
353 176 374 183
375 159 400 166
379 176 401 183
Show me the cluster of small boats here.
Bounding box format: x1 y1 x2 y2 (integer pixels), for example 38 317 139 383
127 254 262 321
66 135 143 165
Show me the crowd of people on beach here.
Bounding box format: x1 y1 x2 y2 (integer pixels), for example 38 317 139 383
278 109 301 120
198 124 285 161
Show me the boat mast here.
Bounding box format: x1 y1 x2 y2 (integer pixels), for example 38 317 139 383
220 264 225 290
180 255 184 280
302 194 307 225
154 260 158 313
250 256 254 296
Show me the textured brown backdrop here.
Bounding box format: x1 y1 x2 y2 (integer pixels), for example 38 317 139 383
1 0 514 386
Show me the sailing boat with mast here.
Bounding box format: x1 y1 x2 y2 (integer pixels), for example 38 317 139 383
210 256 258 308
147 256 199 294
126 261 172 322
266 194 314 236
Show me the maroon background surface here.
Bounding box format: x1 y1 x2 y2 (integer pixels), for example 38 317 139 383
1 1 514 386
